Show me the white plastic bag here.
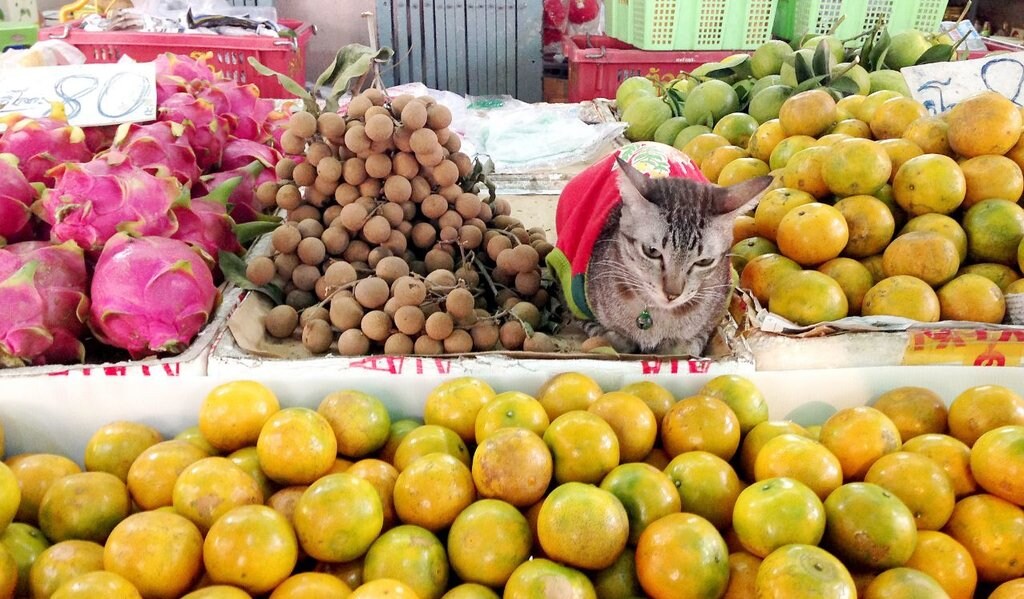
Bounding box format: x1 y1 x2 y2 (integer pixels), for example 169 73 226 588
0 40 86 70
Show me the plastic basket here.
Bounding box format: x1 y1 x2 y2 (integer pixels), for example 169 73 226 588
0 20 36 50
604 0 779 51
39 19 314 98
564 35 745 102
789 0 949 42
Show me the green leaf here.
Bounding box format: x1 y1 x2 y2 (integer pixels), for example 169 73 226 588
793 74 830 93
829 76 862 96
869 29 890 70
324 45 396 112
247 57 317 114
859 30 876 70
705 66 737 80
812 39 834 77
875 47 891 72
235 220 282 247
795 52 815 83
219 251 285 305
915 44 955 65
733 80 754 110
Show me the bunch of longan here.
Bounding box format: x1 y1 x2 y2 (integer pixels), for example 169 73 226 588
249 89 558 356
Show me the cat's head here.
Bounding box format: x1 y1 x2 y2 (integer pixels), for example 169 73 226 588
598 157 771 311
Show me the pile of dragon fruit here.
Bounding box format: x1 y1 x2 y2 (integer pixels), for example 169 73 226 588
0 53 289 366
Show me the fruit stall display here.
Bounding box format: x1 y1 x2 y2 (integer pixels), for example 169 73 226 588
0 372 1019 597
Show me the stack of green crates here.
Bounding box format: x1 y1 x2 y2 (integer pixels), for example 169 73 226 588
786 0 950 41
0 21 37 51
605 0 781 51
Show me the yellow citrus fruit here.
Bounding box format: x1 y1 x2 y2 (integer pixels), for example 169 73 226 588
599 463 681 544
882 231 960 286
964 199 1024 265
819 406 902 480
779 89 838 137
938 273 1006 323
394 452 476 532
902 115 953 156
733 477 826 557
947 90 1024 157
257 407 338 486
723 551 762 599
619 381 675 428
971 425 1024 506
472 427 552 508
869 96 928 139
861 275 941 322
948 385 1024 447
863 567 948 598
6 453 80 525
503 558 595 599
873 183 906 229
198 380 279 454
38 472 130 544
317 390 391 459
174 426 217 455
959 154 1024 208
902 433 977 498
225 446 274 501
823 482 918 570
294 473 383 562
28 540 104 599
423 377 496 445
635 512 729 599
900 213 968 262
104 510 204 599
2 522 49 597
864 452 956 530
682 133 731 166
817 257 875 315
904 530 977 599
591 548 642 599
892 153 966 216
393 424 469 471
172 457 263 532
754 434 843 500
363 524 448 599
876 138 924 181
269 572 351 599
945 493 1024 582
740 253 802 305
587 391 657 462
538 482 628 570
718 157 771 187
769 270 849 325
961 263 1021 292
822 138 892 197
871 386 948 440
754 543 855 599
817 132 854 146
664 451 742 530
731 236 779 274
714 112 759 147
854 90 904 123
662 395 740 460
748 119 787 162
768 135 817 170
836 95 866 121
733 214 758 244
739 420 811 480
991 579 1024 599
447 499 531 587
536 372 603 420
830 118 871 138
698 374 768 435
0 463 17 535
346 459 399 530
754 187 815 242
83 421 162 483
777 203 849 265
702 145 749 183
125 440 208 511
349 578 420 599
543 410 620 484
781 146 830 198
834 194 896 258
51 571 141 599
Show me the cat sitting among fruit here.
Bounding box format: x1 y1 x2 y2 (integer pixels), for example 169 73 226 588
547 141 771 356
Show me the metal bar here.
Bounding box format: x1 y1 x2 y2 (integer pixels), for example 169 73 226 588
432 0 448 91
454 0 468 94
485 0 497 94
409 0 424 85
394 0 410 83
376 0 397 87
516 0 543 101
444 0 459 93
423 0 437 88
504 0 515 96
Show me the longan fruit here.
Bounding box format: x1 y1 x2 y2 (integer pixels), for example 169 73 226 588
410 260 428 277
275 184 301 211
470 322 499 351
335 183 360 206
455 193 482 219
411 222 438 249
402 202 418 222
443 329 473 354
392 276 427 306
275 157 297 180
376 256 410 283
359 179 382 199
434 127 451 146
383 230 408 255
314 276 331 300
362 215 392 245
330 296 364 330
363 88 386 106
421 302 440 318
298 217 325 238
343 239 371 264
281 130 306 155
384 176 413 203
246 256 276 286
409 128 438 154
343 157 368 186
300 305 330 326
354 277 390 309
425 312 454 341
313 176 338 197
361 310 393 342
265 305 299 339
365 113 395 142
306 141 334 167
379 202 405 227
394 305 426 336
499 321 526 350
416 147 445 168
393 152 419 179
409 176 431 203
444 133 462 153
515 271 542 296
324 260 358 288
318 111 346 140
454 265 480 288
347 95 373 119
292 264 321 292
317 156 343 182
477 202 493 223
401 101 428 130
414 335 443 356
286 289 317 311
454 226 480 251
384 333 414 355
383 296 401 317
293 161 317 187
492 198 512 217
445 288 475 319
439 184 462 202
339 203 369 233
365 153 392 179
323 205 343 226
390 94 415 116
433 160 460 188
426 104 453 130
297 237 327 266
255 181 279 208
367 247 394 269
502 244 539 274
393 126 413 153
509 301 541 329
439 226 459 243
420 194 448 220
523 332 555 353
425 269 457 289
337 328 370 356
322 227 350 255
302 319 333 354
438 210 464 231
275 253 300 280
344 124 372 153
272 224 302 254
486 235 512 261
365 105 391 121
424 248 455 273
370 138 395 155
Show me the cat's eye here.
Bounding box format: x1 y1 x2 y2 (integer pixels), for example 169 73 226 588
641 245 661 260
694 257 716 267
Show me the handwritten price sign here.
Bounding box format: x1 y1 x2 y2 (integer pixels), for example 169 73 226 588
902 51 1024 115
0 62 156 127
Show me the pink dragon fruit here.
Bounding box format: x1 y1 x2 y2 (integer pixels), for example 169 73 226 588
89 234 218 358
0 117 93 185
110 121 202 185
171 176 243 267
0 240 89 365
265 107 291 155
0 154 38 244
157 93 230 171
220 138 282 171
196 160 272 224
83 125 119 154
154 52 218 104
36 152 183 253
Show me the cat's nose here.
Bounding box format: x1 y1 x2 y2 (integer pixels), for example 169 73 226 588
666 293 679 301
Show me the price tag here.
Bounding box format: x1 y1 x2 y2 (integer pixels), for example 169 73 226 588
0 62 156 127
901 51 1024 115
902 328 1024 366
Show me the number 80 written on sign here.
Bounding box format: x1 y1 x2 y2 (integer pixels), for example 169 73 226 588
54 71 155 120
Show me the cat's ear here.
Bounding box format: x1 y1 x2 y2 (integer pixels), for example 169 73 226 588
714 175 774 215
616 157 650 208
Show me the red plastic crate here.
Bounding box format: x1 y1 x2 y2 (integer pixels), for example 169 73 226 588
38 19 315 98
565 35 747 103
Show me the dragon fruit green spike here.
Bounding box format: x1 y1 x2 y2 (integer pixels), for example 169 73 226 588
89 234 218 358
0 240 89 365
157 93 229 171
111 121 202 185
220 138 282 171
199 81 275 142
0 154 38 245
37 152 183 253
197 159 271 224
154 52 218 104
0 117 93 185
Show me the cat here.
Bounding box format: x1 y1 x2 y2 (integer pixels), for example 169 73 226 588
547 142 771 356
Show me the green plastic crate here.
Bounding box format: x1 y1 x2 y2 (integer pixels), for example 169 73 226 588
604 0 780 50
790 0 949 41
0 21 36 51
773 0 796 41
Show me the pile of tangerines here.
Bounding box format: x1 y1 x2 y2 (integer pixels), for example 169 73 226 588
0 374 1021 598
703 89 1024 327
